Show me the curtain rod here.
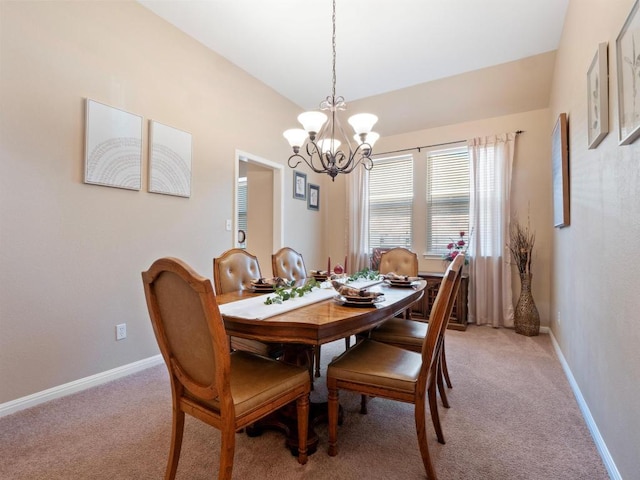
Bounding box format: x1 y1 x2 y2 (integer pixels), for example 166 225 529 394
372 130 524 157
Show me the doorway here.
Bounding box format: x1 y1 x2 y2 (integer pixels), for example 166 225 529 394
234 150 284 270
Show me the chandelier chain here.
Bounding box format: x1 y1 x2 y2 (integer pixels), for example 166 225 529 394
283 0 377 180
331 0 336 100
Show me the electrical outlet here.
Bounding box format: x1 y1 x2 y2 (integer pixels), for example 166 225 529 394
225 219 232 231
116 323 127 341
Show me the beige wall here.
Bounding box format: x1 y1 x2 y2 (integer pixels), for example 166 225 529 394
548 0 640 477
3 2 638 476
327 108 554 325
0 1 325 403
246 163 274 270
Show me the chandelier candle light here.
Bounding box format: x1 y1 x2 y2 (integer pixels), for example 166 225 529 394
283 0 379 181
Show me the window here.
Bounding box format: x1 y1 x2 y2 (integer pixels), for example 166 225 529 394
368 155 413 250
426 147 470 255
366 146 469 257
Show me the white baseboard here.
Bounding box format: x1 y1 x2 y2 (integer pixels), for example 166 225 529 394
548 330 621 480
0 354 163 418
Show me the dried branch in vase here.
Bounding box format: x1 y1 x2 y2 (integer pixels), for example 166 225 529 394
508 219 535 276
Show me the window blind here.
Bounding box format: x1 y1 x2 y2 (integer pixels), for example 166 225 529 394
426 147 470 255
369 155 413 251
237 178 247 247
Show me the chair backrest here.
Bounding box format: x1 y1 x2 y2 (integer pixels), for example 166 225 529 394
272 247 307 282
419 254 464 388
439 255 465 342
213 248 262 294
142 257 231 405
378 247 418 276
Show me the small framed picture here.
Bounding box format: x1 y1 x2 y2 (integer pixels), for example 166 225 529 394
587 42 609 149
308 183 319 211
293 170 306 200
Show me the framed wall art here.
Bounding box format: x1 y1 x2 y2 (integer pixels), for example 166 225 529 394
84 99 142 190
587 42 609 149
293 170 307 200
552 113 570 228
148 121 192 197
307 183 319 211
616 0 640 145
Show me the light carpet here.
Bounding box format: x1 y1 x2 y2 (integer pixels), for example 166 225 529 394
0 325 609 479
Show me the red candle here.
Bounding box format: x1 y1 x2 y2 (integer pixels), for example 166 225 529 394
327 257 331 274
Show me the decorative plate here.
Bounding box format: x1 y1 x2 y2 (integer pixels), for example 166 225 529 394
334 294 384 307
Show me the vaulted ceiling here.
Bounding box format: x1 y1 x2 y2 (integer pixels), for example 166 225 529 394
138 0 569 135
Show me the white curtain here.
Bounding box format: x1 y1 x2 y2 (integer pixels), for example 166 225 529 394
346 166 370 273
468 133 516 328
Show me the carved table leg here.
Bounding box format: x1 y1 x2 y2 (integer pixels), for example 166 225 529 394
245 343 342 456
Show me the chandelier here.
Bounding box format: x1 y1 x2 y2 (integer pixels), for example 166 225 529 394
283 0 379 181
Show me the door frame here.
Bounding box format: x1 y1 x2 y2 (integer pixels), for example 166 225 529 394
234 149 284 251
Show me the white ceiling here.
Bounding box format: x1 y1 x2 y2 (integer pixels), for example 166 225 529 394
137 0 569 111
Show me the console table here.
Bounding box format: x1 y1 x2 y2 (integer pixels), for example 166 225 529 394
410 271 468 330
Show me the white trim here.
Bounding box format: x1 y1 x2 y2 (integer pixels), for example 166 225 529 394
548 330 621 480
0 354 163 418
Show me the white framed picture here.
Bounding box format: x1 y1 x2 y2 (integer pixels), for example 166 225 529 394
616 0 640 145
84 99 142 190
552 113 570 228
148 121 192 197
587 42 609 149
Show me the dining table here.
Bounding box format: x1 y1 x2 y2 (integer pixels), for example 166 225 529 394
216 277 427 455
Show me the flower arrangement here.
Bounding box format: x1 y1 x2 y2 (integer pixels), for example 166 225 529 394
508 219 535 276
443 231 470 264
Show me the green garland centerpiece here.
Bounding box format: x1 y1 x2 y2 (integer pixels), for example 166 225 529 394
264 278 319 305
347 268 380 282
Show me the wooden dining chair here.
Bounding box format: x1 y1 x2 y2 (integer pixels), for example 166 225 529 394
271 246 324 376
142 257 310 480
271 246 308 283
369 255 465 438
214 248 283 359
378 247 419 278
326 254 463 480
271 246 354 379
378 247 419 319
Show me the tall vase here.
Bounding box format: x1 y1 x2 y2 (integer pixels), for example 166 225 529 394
514 272 540 336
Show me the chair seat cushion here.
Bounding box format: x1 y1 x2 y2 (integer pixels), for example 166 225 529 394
370 318 427 349
191 351 308 416
327 340 422 393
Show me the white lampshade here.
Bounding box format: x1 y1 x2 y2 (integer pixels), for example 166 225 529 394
317 138 341 154
283 128 308 148
298 111 328 134
348 113 378 135
354 131 380 148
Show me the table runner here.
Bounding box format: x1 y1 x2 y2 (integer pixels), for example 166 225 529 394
218 281 422 321
218 287 337 320
346 278 384 289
